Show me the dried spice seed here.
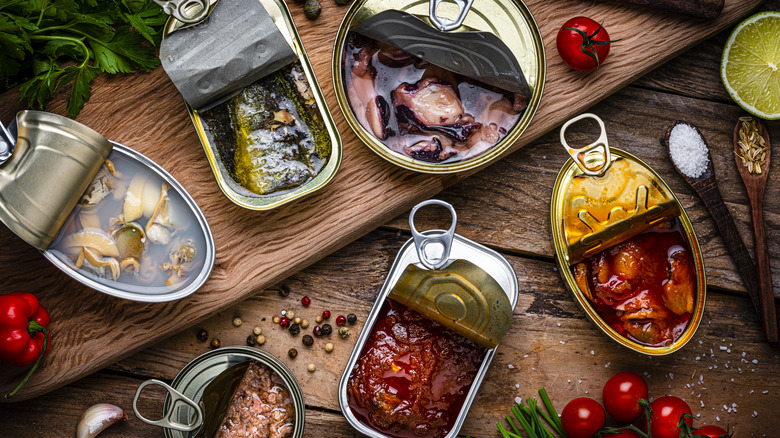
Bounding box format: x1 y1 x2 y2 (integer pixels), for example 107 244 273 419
315 316 323 324
280 317 290 328
287 311 295 320
347 313 357 324
257 335 266 345
246 334 257 346
293 317 302 325
301 319 310 329
307 363 316 372
210 338 221 348
339 326 350 338
288 348 298 359
253 326 262 336
313 326 322 336
336 315 346 326
272 316 281 324
302 334 314 346
289 323 301 336
303 0 321 20
197 329 209 341
736 117 767 175
232 317 242 327
325 342 334 353
322 310 331 319
334 0 352 5
301 296 311 306
321 323 333 336
278 285 290 297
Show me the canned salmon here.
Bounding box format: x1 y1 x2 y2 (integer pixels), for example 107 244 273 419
338 200 519 437
550 114 707 355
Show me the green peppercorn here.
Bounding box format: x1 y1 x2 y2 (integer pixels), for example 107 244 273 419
338 326 350 338
304 0 321 20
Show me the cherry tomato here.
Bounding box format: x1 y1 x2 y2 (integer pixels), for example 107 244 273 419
556 17 617 71
641 396 693 438
561 397 606 438
602 372 648 423
694 425 732 438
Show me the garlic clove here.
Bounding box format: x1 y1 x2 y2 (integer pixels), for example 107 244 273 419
76 403 127 438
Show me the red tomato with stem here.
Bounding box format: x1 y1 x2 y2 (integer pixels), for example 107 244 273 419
694 425 732 438
602 372 648 423
556 17 618 71
641 396 693 438
561 397 606 438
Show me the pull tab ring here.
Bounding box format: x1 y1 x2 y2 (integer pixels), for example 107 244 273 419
429 0 474 31
560 113 612 177
154 0 210 24
133 379 203 432
0 119 13 163
409 199 457 270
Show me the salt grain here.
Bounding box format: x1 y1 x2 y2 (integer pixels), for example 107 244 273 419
515 397 522 404
668 123 709 178
508 364 515 369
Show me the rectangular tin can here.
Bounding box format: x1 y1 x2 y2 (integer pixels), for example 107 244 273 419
550 114 706 356
163 0 342 210
338 200 519 437
331 0 545 173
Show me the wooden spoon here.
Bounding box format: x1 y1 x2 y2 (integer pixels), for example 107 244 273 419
733 116 777 343
663 121 776 342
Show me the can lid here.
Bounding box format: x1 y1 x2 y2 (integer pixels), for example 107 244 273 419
389 200 513 349
0 111 112 250
553 114 680 265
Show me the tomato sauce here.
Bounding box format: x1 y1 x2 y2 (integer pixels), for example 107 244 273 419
347 299 485 438
572 220 696 347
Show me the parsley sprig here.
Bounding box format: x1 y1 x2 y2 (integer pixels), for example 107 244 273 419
0 0 168 118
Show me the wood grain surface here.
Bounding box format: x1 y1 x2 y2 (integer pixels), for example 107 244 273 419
0 0 766 403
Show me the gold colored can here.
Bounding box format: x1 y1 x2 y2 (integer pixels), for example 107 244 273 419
550 114 706 356
332 0 545 173
163 0 342 210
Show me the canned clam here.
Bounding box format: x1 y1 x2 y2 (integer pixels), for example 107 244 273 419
133 346 305 438
550 114 706 355
332 0 545 173
339 200 519 438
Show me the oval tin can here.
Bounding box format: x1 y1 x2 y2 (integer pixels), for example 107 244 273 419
136 346 306 438
332 0 545 173
163 0 342 210
550 114 706 356
339 200 519 437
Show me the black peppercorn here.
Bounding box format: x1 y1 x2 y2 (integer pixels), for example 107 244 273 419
210 338 221 348
197 329 208 341
278 285 290 297
347 313 357 324
289 323 301 336
288 348 298 359
303 0 321 20
321 323 333 336
246 334 257 346
302 334 314 346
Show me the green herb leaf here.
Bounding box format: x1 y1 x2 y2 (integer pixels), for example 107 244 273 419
66 65 100 117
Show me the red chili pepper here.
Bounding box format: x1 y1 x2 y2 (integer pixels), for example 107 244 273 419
0 292 51 398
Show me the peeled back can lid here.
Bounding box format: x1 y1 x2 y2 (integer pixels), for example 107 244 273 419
387 200 513 349
0 111 112 250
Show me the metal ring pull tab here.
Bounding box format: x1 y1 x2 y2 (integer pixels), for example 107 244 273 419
409 199 457 270
0 120 13 164
133 379 203 432
429 0 474 31
154 0 211 24
560 113 613 177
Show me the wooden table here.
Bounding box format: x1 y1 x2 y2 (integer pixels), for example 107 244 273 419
2 1 780 437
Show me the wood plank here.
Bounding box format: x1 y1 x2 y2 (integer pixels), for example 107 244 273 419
384 86 780 300
3 229 775 435
0 0 763 401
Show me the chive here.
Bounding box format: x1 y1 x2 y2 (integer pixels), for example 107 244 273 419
511 406 539 438
528 399 555 438
539 388 567 437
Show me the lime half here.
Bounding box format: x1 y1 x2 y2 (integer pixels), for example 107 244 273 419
721 11 780 120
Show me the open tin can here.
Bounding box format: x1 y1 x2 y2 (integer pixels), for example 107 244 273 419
133 346 305 437
0 111 215 302
339 200 518 437
332 0 545 173
160 0 342 210
550 114 706 355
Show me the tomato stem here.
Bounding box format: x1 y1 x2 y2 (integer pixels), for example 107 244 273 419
563 21 621 69
5 322 49 398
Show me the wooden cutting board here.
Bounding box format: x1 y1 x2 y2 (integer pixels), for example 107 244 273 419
0 0 762 401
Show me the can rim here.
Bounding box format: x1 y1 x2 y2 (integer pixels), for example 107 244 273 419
550 148 707 356
331 0 546 174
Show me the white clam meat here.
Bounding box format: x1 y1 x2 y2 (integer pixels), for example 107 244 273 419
145 182 175 245
123 174 146 223
61 228 120 258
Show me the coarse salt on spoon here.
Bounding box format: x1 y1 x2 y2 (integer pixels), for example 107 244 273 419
664 121 777 342
733 116 777 343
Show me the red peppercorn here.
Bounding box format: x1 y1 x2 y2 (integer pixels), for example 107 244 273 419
301 296 311 306
280 317 290 328
313 326 322 336
322 310 331 319
336 315 346 326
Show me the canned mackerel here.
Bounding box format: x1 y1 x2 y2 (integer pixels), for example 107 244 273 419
332 0 545 173
160 0 341 210
133 346 305 438
339 200 519 438
550 114 706 356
